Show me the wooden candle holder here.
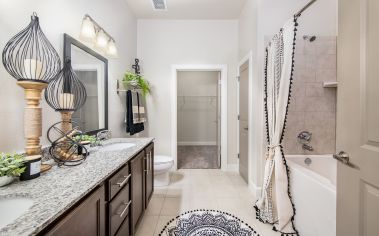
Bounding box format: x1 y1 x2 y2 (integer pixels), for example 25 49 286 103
60 111 74 134
17 80 48 156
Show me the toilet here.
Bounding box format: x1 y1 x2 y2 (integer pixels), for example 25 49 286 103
154 155 174 187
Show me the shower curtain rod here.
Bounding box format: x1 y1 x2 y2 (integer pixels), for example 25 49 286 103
294 0 317 18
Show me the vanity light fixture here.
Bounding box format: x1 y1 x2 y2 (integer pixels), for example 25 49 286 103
79 15 96 42
95 29 109 51
107 39 118 57
2 12 61 156
44 59 87 134
79 14 118 58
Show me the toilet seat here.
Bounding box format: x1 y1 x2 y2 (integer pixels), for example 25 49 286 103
155 155 174 164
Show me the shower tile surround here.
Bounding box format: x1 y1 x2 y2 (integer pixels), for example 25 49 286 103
283 36 337 154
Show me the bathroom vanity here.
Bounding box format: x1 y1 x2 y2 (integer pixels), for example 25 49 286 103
0 138 154 236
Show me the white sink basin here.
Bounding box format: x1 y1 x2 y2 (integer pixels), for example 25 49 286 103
0 197 34 229
100 143 136 152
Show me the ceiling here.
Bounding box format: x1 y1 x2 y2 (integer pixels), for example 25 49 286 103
126 0 247 19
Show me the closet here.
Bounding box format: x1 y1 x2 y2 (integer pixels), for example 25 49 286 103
177 71 221 169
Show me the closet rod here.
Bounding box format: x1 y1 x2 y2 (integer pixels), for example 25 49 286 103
294 0 317 18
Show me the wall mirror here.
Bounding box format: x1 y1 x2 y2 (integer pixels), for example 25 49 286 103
64 34 108 135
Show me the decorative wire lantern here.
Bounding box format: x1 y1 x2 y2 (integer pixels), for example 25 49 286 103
2 12 61 83
1 12 61 158
45 58 87 134
45 59 87 112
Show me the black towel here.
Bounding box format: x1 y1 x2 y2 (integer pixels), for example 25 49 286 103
126 90 144 135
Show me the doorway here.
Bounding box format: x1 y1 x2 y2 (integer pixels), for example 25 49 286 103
171 65 228 171
177 71 220 169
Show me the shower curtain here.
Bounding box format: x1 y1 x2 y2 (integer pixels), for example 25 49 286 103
254 17 298 235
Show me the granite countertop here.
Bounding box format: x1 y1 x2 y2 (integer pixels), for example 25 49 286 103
0 138 154 236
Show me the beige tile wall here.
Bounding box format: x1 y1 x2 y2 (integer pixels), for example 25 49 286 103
283 36 337 154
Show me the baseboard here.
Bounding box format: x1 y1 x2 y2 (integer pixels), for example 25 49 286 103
177 141 217 146
226 164 238 172
249 182 262 196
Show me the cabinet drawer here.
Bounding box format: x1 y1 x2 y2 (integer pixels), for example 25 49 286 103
107 164 130 200
115 217 130 236
109 184 131 236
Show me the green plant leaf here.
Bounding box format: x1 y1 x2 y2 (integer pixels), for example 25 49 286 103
122 71 151 96
0 153 26 177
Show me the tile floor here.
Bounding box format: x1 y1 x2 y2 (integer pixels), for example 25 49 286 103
177 145 219 169
135 169 280 236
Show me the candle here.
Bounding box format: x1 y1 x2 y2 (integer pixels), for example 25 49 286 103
24 59 44 80
59 93 75 109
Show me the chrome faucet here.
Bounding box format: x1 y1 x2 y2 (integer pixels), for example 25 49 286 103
302 144 314 151
94 130 112 147
298 131 314 151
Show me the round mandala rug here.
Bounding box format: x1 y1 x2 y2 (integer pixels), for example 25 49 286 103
159 209 260 236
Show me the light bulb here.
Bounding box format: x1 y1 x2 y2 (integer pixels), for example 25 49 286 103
95 30 109 51
107 39 118 57
80 16 95 42
59 93 75 109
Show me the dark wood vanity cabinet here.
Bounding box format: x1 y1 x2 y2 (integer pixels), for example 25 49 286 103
144 143 154 208
107 164 131 236
42 142 154 236
44 185 106 236
130 151 145 234
130 143 155 234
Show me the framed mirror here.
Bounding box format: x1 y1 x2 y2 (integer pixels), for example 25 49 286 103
64 34 108 135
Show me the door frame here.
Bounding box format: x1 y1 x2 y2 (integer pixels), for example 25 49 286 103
237 51 256 191
171 64 228 171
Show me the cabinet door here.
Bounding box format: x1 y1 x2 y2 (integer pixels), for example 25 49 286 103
45 185 105 236
130 151 145 234
145 143 154 208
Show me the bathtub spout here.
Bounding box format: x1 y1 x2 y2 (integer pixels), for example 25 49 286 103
302 144 314 151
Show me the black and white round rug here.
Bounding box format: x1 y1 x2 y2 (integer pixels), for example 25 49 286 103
159 209 260 236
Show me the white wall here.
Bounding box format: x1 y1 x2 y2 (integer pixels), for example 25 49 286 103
177 71 218 145
258 0 338 38
137 20 238 164
238 0 262 190
238 0 338 188
0 0 137 153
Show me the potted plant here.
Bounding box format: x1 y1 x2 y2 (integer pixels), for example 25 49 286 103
122 71 151 96
73 134 100 147
0 153 25 187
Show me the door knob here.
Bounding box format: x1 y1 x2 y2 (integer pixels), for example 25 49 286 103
244 127 248 131
333 151 359 169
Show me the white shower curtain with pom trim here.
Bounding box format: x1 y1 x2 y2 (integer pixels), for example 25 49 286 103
254 17 298 235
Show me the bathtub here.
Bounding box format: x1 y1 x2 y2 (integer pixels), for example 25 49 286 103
286 155 336 236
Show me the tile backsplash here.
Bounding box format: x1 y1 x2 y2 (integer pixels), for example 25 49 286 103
283 36 337 154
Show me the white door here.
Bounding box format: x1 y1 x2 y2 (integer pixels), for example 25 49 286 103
217 72 222 168
239 62 249 183
337 1 379 235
